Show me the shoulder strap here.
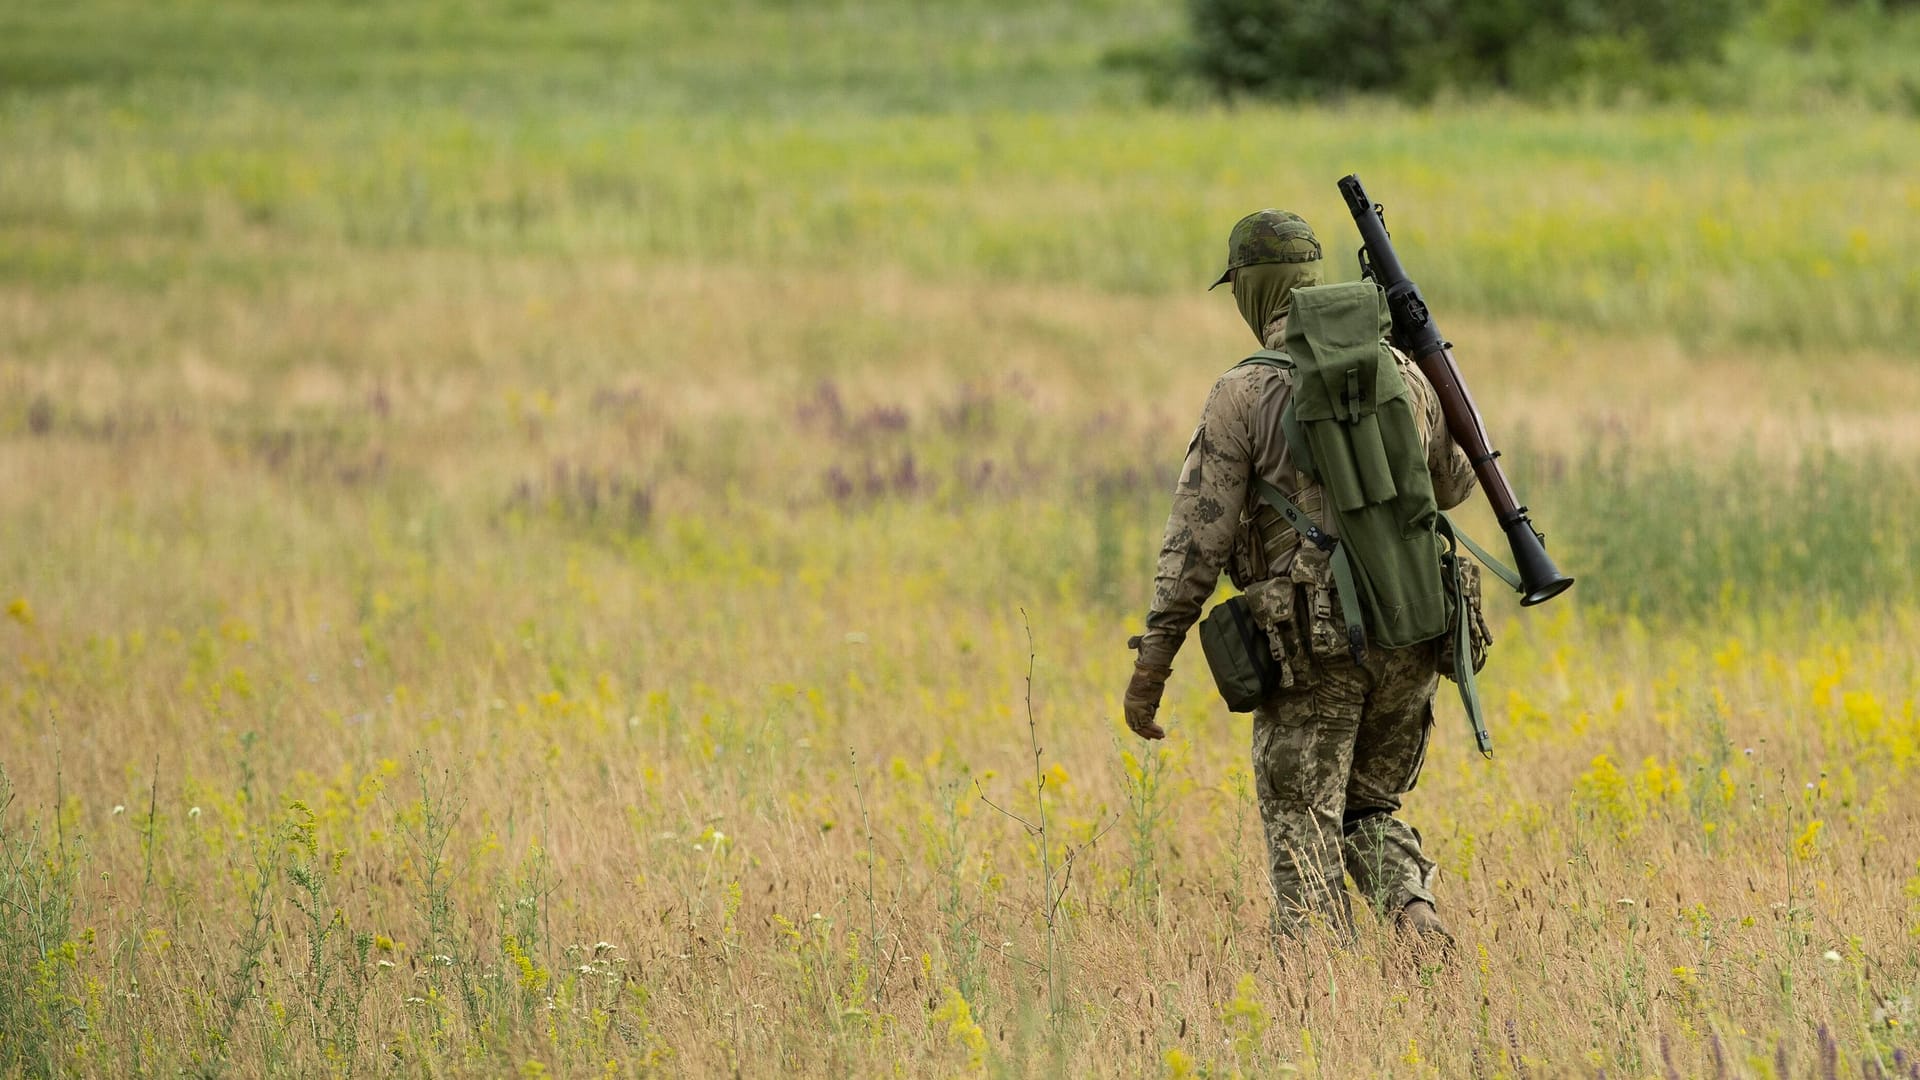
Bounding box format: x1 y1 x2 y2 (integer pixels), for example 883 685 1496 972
1234 349 1292 370
1234 350 1315 477
1433 513 1522 759
1253 478 1367 665
1437 513 1523 593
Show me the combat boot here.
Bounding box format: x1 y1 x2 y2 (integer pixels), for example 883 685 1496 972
1396 900 1455 954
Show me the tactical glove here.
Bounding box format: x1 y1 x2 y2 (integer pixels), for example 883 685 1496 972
1123 635 1170 740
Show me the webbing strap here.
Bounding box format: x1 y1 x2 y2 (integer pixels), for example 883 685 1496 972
1436 514 1496 758
1235 353 1320 481
1448 551 1493 758
1327 540 1367 665
1253 478 1367 665
1235 350 1292 369
1442 514 1524 593
1242 352 1364 663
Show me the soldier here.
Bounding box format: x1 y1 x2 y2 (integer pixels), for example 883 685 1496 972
1123 209 1476 943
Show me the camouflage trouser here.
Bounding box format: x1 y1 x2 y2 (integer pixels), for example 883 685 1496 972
1251 641 1440 937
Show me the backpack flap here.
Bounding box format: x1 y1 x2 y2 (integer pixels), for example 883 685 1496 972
1285 284 1403 510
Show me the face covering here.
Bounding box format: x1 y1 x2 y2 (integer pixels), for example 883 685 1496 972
1233 259 1323 343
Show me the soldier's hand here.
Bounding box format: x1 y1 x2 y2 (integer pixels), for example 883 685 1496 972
1124 659 1171 741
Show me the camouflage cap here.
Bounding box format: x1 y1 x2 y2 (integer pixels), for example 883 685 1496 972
1208 209 1322 290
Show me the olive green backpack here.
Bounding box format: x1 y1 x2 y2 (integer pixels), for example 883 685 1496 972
1261 280 1450 651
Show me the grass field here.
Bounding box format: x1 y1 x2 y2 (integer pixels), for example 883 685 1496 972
4 2 1920 1077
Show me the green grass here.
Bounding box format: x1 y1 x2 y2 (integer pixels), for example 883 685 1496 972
1514 447 1920 619
1711 0 1920 114
5 98 1918 351
6 1 1920 353
0 0 1175 114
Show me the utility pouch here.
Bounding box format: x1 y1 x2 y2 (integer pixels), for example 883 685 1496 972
1243 576 1302 692
1290 548 1350 664
1198 595 1277 713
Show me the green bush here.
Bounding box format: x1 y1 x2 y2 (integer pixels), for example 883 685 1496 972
1186 0 1749 100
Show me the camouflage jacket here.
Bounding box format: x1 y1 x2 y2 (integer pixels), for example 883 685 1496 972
1134 324 1477 672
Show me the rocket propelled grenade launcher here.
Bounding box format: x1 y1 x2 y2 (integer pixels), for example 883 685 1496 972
1337 174 1574 607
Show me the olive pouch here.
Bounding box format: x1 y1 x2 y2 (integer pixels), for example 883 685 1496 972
1199 594 1277 713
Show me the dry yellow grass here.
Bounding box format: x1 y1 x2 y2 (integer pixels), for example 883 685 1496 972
3 245 1918 1076
9 0 1920 1072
